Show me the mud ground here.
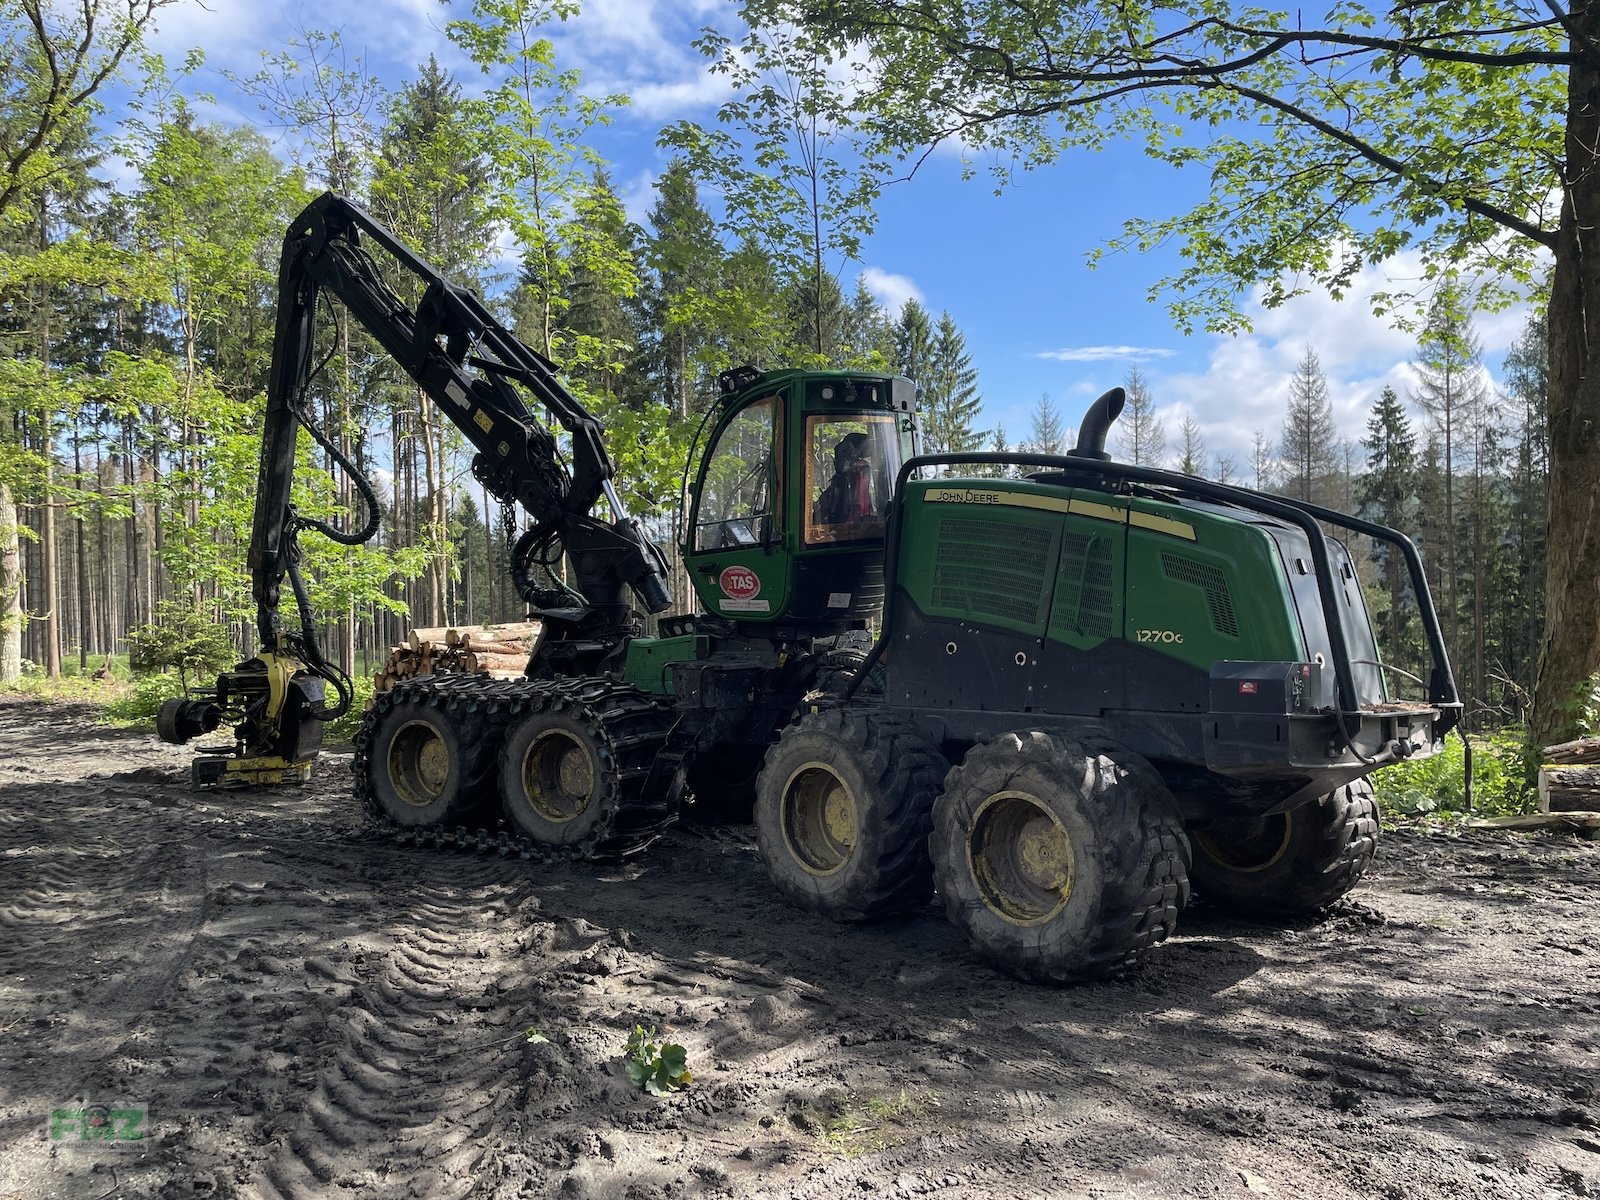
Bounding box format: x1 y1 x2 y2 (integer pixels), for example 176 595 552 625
1 692 1598 1200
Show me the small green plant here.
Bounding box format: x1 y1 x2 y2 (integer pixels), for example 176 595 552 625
525 1026 549 1045
623 1024 691 1095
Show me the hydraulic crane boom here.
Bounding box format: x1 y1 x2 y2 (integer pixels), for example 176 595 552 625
256 192 671 646
159 192 671 783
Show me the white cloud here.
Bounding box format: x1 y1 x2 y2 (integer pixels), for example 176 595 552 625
1134 252 1538 470
861 267 923 316
1037 345 1177 364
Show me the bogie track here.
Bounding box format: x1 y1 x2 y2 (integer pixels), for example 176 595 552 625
354 675 679 861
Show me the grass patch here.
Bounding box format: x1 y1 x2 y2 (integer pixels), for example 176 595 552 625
787 1087 940 1158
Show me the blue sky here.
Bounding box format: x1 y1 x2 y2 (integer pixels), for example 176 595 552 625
126 0 1536 473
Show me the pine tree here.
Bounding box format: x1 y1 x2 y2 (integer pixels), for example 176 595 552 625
562 167 642 402
1279 346 1340 505
1115 366 1165 465
918 311 984 454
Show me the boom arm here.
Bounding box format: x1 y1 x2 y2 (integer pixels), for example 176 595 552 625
254 193 671 667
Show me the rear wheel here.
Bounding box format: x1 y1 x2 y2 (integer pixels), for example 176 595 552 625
498 683 675 858
361 686 499 827
755 708 945 921
932 732 1189 983
1189 779 1378 915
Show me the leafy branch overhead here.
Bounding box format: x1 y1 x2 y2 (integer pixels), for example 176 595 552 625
748 0 1564 331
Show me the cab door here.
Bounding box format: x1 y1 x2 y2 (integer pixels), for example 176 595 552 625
685 392 791 621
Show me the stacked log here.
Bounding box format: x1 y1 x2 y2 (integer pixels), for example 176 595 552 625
1538 738 1600 814
369 621 542 705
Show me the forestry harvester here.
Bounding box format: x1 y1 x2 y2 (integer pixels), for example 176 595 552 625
159 193 1460 981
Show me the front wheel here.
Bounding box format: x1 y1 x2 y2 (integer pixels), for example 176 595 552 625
755 709 945 921
1189 779 1378 915
932 732 1189 984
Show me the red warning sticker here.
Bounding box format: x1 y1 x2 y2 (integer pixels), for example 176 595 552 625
1239 681 1259 695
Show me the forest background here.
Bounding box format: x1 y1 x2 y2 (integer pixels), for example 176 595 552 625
0 0 1570 808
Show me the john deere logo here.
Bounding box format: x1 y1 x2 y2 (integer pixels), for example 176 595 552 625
719 565 761 600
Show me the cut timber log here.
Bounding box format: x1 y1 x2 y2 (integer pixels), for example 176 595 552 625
1540 737 1600 765
1468 811 1600 833
473 651 530 674
408 627 453 652
443 621 542 648
458 638 525 656
374 623 539 698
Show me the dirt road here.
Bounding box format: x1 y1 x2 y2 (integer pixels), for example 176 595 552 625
2 693 1597 1199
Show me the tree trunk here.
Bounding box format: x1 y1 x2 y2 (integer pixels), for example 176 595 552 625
0 482 21 682
1534 7 1600 746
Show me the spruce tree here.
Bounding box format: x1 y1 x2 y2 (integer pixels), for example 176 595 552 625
892 298 933 382
639 159 722 416
1358 386 1418 669
1414 285 1493 706
919 311 984 454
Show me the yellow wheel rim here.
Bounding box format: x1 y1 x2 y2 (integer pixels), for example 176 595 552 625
966 790 1074 926
780 763 858 876
1194 811 1294 874
388 721 450 807
518 729 597 824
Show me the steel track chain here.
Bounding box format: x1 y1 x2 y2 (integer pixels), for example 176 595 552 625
351 673 680 863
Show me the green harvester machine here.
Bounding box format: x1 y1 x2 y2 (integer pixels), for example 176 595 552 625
160 196 1459 983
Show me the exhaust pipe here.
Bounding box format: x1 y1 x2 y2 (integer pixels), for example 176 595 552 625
1068 387 1126 461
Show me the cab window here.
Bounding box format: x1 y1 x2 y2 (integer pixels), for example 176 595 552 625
694 397 778 551
804 414 903 546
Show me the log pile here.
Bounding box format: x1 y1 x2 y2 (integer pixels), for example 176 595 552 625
1538 738 1600 814
369 621 542 704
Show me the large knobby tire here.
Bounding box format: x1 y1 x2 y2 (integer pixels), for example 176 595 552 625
498 684 674 858
1189 779 1379 915
932 732 1190 984
755 708 946 921
363 687 499 827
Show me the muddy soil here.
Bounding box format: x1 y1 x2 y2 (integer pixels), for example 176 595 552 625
1 693 1598 1200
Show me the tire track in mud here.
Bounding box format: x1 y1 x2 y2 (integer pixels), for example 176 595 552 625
0 779 210 1200
235 864 540 1200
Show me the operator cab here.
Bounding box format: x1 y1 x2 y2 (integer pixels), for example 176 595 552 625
685 368 917 632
